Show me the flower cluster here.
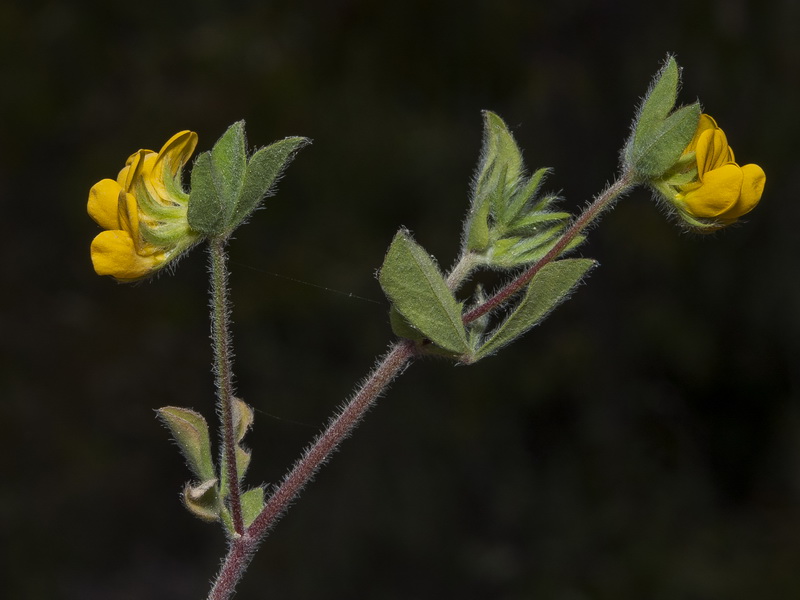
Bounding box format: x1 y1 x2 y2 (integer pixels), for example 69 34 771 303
88 131 200 281
658 114 766 230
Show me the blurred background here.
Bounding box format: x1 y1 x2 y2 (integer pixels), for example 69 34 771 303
2 0 799 598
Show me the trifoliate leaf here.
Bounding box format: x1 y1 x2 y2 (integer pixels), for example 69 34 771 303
503 167 550 225
490 225 567 269
632 103 701 177
157 406 216 482
476 258 596 358
494 233 585 270
624 57 701 178
187 152 226 236
465 165 496 252
467 163 512 253
476 111 523 194
468 111 523 236
231 136 310 231
389 305 426 342
489 163 511 220
210 121 247 224
505 211 571 237
634 56 679 146
465 197 491 252
379 230 469 355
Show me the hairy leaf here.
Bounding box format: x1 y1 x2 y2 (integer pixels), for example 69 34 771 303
187 152 225 236
379 230 469 354
476 258 596 358
157 406 215 482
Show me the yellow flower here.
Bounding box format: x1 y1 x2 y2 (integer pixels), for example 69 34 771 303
672 114 765 226
88 131 201 281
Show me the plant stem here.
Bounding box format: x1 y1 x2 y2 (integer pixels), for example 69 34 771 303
463 171 635 324
209 238 244 536
206 339 418 600
446 251 482 291
206 171 636 599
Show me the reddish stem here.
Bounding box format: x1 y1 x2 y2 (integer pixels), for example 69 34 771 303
207 340 417 600
463 173 634 324
206 173 635 599
210 239 244 535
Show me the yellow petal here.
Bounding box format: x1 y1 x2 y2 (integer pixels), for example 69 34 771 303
693 129 714 172
118 149 152 187
695 129 732 176
683 164 744 218
725 163 765 219
698 114 718 130
146 131 197 203
686 114 719 153
137 152 171 205
116 165 131 188
90 230 165 280
117 189 141 239
88 179 123 230
138 151 158 177
154 131 198 178
125 148 154 166
118 150 154 190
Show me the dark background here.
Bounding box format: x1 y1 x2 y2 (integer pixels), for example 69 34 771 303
2 0 799 598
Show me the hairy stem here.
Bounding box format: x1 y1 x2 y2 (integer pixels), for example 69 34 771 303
209 238 244 535
446 251 482 291
207 340 418 600
463 172 635 324
206 171 636 599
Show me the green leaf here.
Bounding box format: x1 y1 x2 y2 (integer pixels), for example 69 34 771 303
220 398 255 498
467 162 512 252
231 136 310 231
468 112 523 232
232 397 254 443
189 124 309 238
235 446 252 481
488 163 511 220
513 234 586 267
241 487 265 527
503 167 550 224
379 230 469 354
506 211 571 237
632 103 701 177
490 225 565 268
635 56 679 145
479 111 523 190
476 258 597 359
465 193 491 252
183 478 220 522
389 305 426 342
210 121 247 225
187 152 226 236
157 406 215 482
625 57 701 178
